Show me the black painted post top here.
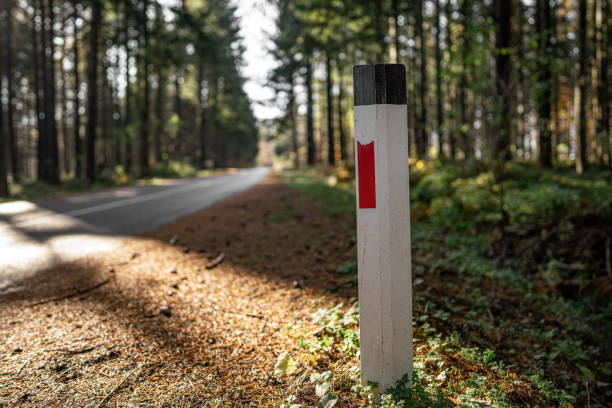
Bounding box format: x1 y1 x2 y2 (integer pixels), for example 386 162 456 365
353 64 406 106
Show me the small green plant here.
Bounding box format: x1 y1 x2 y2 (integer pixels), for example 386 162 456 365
364 372 452 408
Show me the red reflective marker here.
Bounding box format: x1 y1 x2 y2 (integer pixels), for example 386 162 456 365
357 141 376 208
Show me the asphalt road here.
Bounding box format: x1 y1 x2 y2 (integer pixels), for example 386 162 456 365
0 167 269 293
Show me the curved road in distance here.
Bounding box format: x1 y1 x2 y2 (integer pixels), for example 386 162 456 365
0 167 269 293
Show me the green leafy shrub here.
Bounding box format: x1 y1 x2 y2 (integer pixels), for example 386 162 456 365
150 161 198 178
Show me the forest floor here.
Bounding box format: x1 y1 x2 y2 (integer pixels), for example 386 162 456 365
1 165 610 408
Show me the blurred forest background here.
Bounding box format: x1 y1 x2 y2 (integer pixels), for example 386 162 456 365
0 0 610 198
267 0 609 174
0 0 258 198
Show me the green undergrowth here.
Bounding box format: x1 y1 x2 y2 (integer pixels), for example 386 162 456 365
2 161 223 202
281 163 611 407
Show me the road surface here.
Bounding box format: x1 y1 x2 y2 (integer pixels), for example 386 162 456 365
0 167 269 293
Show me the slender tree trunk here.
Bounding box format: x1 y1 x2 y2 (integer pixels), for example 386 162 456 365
597 0 610 167
0 14 8 196
459 0 472 159
306 59 315 165
494 0 512 161
60 7 70 176
155 66 166 164
416 0 428 158
0 80 8 197
326 53 335 165
139 0 151 176
4 3 19 182
153 5 163 164
435 0 444 157
86 0 101 181
577 0 588 172
391 0 400 63
73 0 82 178
446 0 456 159
123 2 132 171
34 0 46 180
289 81 299 168
337 63 347 162
197 58 206 168
45 0 59 183
374 0 385 61
535 0 553 166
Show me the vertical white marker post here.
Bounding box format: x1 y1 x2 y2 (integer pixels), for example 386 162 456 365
353 64 412 392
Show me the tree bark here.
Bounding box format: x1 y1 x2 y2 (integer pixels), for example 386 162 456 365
435 0 444 157
4 2 19 182
60 5 70 175
73 0 82 178
326 53 335 165
596 0 610 167
139 0 151 176
337 62 347 162
45 0 59 183
416 0 428 158
576 0 588 172
446 0 456 159
197 58 206 168
86 0 101 181
123 1 132 172
494 0 512 161
459 0 472 159
306 59 315 165
0 17 8 196
535 0 553 166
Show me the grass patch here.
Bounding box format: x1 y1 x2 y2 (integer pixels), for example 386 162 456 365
2 161 226 202
280 163 611 407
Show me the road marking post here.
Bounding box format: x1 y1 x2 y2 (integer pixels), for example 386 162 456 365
353 64 412 392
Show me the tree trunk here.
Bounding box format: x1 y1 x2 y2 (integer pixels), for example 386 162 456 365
153 5 163 164
435 0 444 157
288 74 299 168
535 0 553 166
494 0 512 161
391 0 400 63
60 6 70 176
123 1 132 171
139 0 150 176
197 58 206 168
34 0 46 181
416 0 428 158
326 53 335 165
4 2 19 182
0 20 8 196
459 0 472 159
446 0 456 159
337 62 347 162
306 59 315 165
73 0 82 178
86 0 101 181
576 0 588 172
597 0 610 167
45 0 59 183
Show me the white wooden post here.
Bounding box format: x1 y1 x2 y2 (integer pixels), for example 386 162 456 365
353 64 412 392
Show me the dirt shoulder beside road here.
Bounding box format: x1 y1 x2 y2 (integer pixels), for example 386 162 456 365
0 173 358 408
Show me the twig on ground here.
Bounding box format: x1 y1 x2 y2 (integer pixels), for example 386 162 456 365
16 354 36 375
95 363 143 408
29 277 112 307
205 252 225 269
63 343 103 356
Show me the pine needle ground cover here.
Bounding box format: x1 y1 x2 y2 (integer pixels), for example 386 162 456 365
1 165 610 407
